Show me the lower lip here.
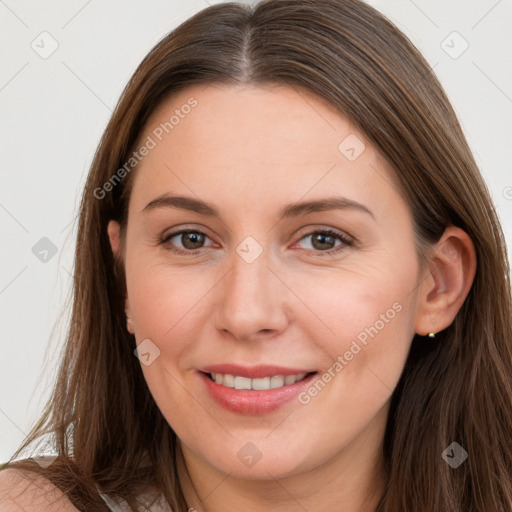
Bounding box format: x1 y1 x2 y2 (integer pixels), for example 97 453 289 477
199 372 317 415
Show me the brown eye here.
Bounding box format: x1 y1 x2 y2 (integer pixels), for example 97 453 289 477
161 230 212 253
311 232 337 250
179 231 206 249
296 228 353 256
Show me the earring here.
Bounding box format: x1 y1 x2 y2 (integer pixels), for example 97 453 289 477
428 332 436 338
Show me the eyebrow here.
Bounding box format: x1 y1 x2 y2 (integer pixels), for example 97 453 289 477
141 194 374 220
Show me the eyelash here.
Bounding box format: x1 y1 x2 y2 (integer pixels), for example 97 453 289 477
157 228 354 257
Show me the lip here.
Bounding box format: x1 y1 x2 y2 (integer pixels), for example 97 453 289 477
198 365 318 415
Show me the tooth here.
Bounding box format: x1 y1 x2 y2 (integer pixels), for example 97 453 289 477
252 377 270 390
270 375 285 388
284 375 296 385
234 376 252 390
223 374 235 388
211 372 308 390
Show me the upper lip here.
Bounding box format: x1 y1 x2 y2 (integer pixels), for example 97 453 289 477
199 364 317 379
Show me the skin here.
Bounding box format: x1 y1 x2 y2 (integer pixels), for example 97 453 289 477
107 84 476 512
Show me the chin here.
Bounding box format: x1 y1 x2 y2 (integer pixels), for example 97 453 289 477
199 440 322 481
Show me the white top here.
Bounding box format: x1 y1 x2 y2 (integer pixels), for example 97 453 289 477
97 487 173 511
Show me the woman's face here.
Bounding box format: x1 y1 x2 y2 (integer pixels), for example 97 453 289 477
109 84 425 480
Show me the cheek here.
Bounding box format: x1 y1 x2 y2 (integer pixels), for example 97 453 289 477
126 264 215 424
127 261 219 359
292 257 417 394
296 260 414 339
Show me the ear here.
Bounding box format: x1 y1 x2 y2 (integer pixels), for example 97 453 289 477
415 225 476 336
107 220 134 333
107 220 122 258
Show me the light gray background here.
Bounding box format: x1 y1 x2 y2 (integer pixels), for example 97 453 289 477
1 0 511 462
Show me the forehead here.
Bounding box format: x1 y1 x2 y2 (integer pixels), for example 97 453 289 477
128 83 403 218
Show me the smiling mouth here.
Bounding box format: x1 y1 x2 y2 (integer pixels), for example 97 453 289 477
204 371 317 391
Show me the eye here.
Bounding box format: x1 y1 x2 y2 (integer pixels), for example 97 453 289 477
159 229 214 254
295 228 353 256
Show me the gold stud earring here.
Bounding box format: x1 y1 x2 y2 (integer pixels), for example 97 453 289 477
428 332 436 338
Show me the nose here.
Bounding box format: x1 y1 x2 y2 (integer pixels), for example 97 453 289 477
213 246 290 342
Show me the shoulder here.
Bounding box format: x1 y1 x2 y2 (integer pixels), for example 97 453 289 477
0 467 79 511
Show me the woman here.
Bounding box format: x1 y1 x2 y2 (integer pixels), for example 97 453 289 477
1 0 511 510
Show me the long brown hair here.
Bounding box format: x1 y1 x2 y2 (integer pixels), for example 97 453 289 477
5 1 512 510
